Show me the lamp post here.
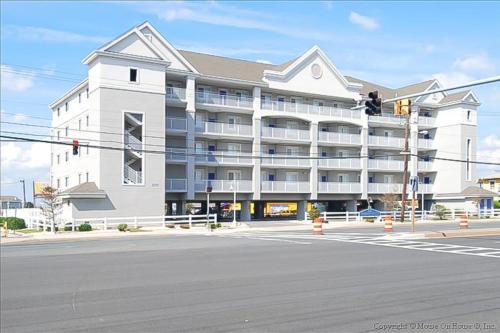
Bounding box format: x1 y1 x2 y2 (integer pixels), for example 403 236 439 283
20 179 26 208
230 182 237 227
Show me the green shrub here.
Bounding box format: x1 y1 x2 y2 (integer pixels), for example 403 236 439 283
180 224 190 229
0 217 26 230
433 204 447 220
64 225 73 231
494 201 500 209
117 224 128 232
308 207 321 221
78 223 92 232
45 225 59 232
216 222 222 228
165 224 175 229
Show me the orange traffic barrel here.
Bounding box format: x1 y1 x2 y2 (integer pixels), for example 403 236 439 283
313 218 323 235
458 214 469 229
384 216 393 232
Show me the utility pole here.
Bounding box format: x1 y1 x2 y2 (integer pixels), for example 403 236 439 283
400 115 410 223
20 179 26 208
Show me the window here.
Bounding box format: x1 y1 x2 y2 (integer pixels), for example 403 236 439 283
86 115 89 127
321 175 327 182
424 177 431 184
86 145 89 155
86 172 89 182
65 102 69 112
338 126 349 134
467 110 471 121
65 177 69 187
277 96 285 111
57 107 60 117
383 175 394 183
129 68 138 82
338 174 348 183
195 169 203 180
78 119 81 131
466 138 472 181
78 173 82 184
285 172 298 182
227 170 241 181
57 154 60 164
65 151 69 162
57 131 60 140
218 89 227 105
57 179 60 189
78 93 81 103
65 127 69 137
86 88 89 98
490 181 495 190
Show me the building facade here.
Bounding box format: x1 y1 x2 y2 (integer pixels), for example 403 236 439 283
49 22 480 220
478 173 500 199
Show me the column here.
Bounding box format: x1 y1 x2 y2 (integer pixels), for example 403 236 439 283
310 121 318 200
241 200 251 221
297 200 307 221
252 87 262 200
360 111 369 200
186 76 196 200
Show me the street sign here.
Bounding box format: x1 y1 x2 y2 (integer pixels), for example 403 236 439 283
410 176 419 192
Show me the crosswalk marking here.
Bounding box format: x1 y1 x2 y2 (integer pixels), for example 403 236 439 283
214 232 500 259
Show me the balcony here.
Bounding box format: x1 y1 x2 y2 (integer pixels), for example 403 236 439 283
195 121 253 138
318 132 361 145
368 159 404 171
420 184 434 193
166 148 187 163
368 135 404 148
196 92 253 110
261 101 361 121
418 161 433 171
368 183 403 193
318 182 361 193
261 154 311 168
166 87 186 104
418 116 436 127
368 115 404 126
195 151 253 165
318 158 361 169
261 181 310 193
194 180 253 192
166 178 187 192
166 117 187 132
418 138 434 150
261 127 310 142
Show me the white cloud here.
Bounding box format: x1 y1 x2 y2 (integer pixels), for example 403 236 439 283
256 59 272 64
1 141 51 170
349 11 379 30
3 25 109 44
323 1 334 10
476 134 500 174
453 52 496 74
483 134 500 148
0 65 35 92
431 71 475 88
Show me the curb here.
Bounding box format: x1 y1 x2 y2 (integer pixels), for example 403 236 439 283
424 228 500 239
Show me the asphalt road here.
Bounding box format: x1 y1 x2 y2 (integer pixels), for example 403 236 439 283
2 231 500 333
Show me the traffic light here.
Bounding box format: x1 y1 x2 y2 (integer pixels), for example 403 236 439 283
365 91 382 116
394 99 411 116
72 139 79 155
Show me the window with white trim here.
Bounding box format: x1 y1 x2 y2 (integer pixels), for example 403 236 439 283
65 176 69 187
86 172 89 182
466 138 472 181
65 151 69 162
129 68 138 82
65 102 69 112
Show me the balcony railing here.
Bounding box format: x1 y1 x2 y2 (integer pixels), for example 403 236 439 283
124 132 142 151
166 87 186 102
261 127 310 141
195 151 253 165
418 116 436 127
196 121 253 137
368 135 405 148
194 180 253 192
261 154 311 168
318 132 361 145
318 182 361 193
420 184 434 193
368 159 404 171
261 100 361 121
261 181 310 193
196 92 253 108
166 178 187 192
166 148 187 162
318 158 361 169
368 183 403 193
124 165 142 184
418 138 434 149
368 115 404 125
166 117 187 131
418 161 433 171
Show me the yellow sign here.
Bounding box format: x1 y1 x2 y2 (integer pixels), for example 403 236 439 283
34 182 49 197
394 99 411 116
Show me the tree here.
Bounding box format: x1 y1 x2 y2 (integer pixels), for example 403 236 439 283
432 204 447 220
40 186 61 232
185 203 194 215
24 202 34 208
381 193 400 211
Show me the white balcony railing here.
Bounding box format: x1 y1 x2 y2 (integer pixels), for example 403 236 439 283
420 184 434 193
124 165 142 184
166 117 187 131
196 92 253 108
194 180 253 192
418 161 433 171
195 151 253 165
418 116 436 127
261 100 361 121
318 182 361 193
368 135 405 148
368 159 404 171
368 183 403 193
196 122 253 137
166 178 187 192
166 87 186 102
166 148 187 162
318 132 361 145
124 132 142 151
261 154 311 168
261 181 310 193
318 158 361 169
368 115 404 125
261 127 310 141
418 139 434 149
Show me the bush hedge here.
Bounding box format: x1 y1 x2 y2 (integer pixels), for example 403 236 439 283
78 223 92 232
117 224 128 232
0 217 26 230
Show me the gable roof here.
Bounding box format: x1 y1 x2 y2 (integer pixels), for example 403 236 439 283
396 80 436 97
59 182 106 199
435 186 497 198
345 76 396 98
479 173 500 180
0 196 21 202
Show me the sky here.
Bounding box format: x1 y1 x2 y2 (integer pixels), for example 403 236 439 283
1 1 500 201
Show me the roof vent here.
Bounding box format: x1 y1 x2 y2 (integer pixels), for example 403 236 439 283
311 63 322 79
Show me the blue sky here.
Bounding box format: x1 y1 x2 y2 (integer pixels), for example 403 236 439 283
1 1 500 200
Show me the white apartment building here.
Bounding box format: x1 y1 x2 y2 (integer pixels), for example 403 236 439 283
49 22 480 221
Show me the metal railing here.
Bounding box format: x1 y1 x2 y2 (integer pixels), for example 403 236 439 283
418 138 434 149
166 87 186 101
318 182 362 193
165 178 187 192
261 181 310 193
196 121 253 137
318 132 361 145
194 180 253 192
261 100 361 120
124 165 142 184
368 183 403 193
368 159 404 171
124 132 142 151
166 117 187 131
368 135 405 148
418 116 436 127
195 151 253 165
318 158 361 169
368 115 404 125
196 92 253 108
166 148 187 162
261 127 310 141
418 161 433 171
261 154 311 168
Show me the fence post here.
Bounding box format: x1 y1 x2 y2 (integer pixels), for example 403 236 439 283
72 220 75 232
323 211 327 222
214 213 218 224
134 216 138 228
346 211 349 223
104 217 108 231
189 215 192 228
451 208 455 221
393 211 396 222
162 216 166 228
